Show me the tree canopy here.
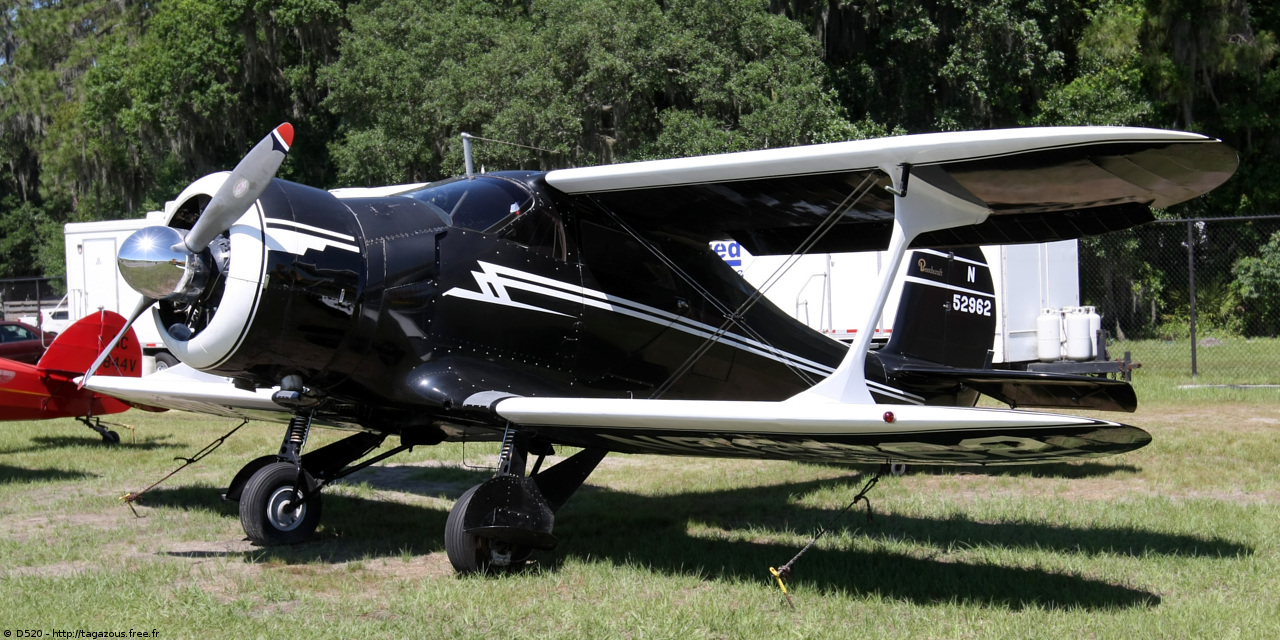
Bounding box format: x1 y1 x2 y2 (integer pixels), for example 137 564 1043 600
2 0 1278 317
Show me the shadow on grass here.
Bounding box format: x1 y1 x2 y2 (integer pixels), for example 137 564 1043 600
135 474 473 565
918 461 1143 478
545 474 1252 609
815 461 1141 479
862 510 1248 558
0 434 184 455
345 463 488 499
131 467 1248 609
0 463 97 483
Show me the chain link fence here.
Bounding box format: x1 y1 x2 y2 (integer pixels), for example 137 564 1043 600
1079 215 1280 385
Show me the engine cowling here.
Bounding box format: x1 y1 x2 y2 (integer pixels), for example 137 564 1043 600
150 173 369 388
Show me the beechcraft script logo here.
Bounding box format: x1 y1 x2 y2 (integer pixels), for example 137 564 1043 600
916 258 944 276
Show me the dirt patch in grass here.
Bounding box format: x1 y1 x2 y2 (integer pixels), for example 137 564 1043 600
357 551 455 582
5 560 92 578
2 510 138 543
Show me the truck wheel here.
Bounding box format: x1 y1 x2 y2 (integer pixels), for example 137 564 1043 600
154 352 179 371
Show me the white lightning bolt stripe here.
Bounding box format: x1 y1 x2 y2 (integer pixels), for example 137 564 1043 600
265 218 356 242
442 261 928 405
263 224 360 255
446 262 836 376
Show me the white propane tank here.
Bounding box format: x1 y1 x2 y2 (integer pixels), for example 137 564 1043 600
1084 305 1101 357
1064 307 1093 361
1036 308 1062 362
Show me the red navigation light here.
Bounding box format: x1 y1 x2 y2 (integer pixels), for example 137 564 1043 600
883 411 896 423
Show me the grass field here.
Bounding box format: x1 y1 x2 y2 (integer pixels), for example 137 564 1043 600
1119 336 1280 396
1 397 1277 638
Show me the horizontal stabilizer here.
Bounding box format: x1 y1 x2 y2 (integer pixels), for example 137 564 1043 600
495 397 1149 465
888 363 1137 412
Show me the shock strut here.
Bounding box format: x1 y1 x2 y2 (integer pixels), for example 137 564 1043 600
496 424 526 477
279 411 313 466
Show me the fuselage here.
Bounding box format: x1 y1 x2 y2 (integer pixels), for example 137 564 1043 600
0 359 132 420
154 171 978 437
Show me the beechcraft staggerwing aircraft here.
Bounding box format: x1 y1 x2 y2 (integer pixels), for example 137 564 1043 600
81 124 1236 573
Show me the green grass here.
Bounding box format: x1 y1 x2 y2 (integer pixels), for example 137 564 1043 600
1116 337 1280 403
0 402 1277 638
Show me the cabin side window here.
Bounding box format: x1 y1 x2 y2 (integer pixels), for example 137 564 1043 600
500 208 567 261
402 176 533 233
401 176 566 261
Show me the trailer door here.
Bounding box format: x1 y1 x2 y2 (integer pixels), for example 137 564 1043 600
81 238 120 315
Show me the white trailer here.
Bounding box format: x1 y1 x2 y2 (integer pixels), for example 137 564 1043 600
65 209 1081 374
713 240 1081 365
64 211 177 374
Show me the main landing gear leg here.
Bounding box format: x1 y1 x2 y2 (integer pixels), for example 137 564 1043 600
446 426 607 574
238 411 321 545
75 416 121 444
226 426 398 546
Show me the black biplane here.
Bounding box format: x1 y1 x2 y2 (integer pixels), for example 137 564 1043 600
84 124 1236 572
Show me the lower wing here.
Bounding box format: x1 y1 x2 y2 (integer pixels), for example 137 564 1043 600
82 364 288 422
493 397 1149 465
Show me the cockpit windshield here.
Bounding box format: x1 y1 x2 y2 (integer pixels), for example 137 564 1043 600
400 176 535 233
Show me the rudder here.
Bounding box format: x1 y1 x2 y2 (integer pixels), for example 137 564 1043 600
882 247 996 369
36 311 143 378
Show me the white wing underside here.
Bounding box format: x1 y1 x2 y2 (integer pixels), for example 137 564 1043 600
495 397 1110 434
82 365 295 424
493 397 1149 465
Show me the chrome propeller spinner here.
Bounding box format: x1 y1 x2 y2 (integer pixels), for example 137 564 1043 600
80 123 294 386
117 226 209 302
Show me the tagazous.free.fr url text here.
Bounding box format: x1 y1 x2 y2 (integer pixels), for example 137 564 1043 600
6 630 159 638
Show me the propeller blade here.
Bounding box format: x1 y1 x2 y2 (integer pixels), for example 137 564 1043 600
183 122 294 253
79 296 157 389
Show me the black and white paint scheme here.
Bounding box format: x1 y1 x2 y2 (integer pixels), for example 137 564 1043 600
84 125 1237 573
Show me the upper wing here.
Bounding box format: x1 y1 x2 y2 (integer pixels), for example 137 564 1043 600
546 127 1237 254
493 397 1149 465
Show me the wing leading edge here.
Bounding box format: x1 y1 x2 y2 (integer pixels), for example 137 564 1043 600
494 397 1149 465
83 365 292 423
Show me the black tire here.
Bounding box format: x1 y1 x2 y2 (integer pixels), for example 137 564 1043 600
102 430 120 445
224 455 279 503
445 484 532 575
153 352 179 371
445 485 486 574
239 462 321 546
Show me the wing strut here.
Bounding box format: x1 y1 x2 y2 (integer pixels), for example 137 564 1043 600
789 164 990 405
593 172 880 398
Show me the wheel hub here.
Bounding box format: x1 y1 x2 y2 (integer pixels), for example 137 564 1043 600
266 486 306 531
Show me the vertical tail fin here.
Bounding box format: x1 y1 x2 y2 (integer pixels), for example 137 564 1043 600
882 247 996 369
37 311 143 378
